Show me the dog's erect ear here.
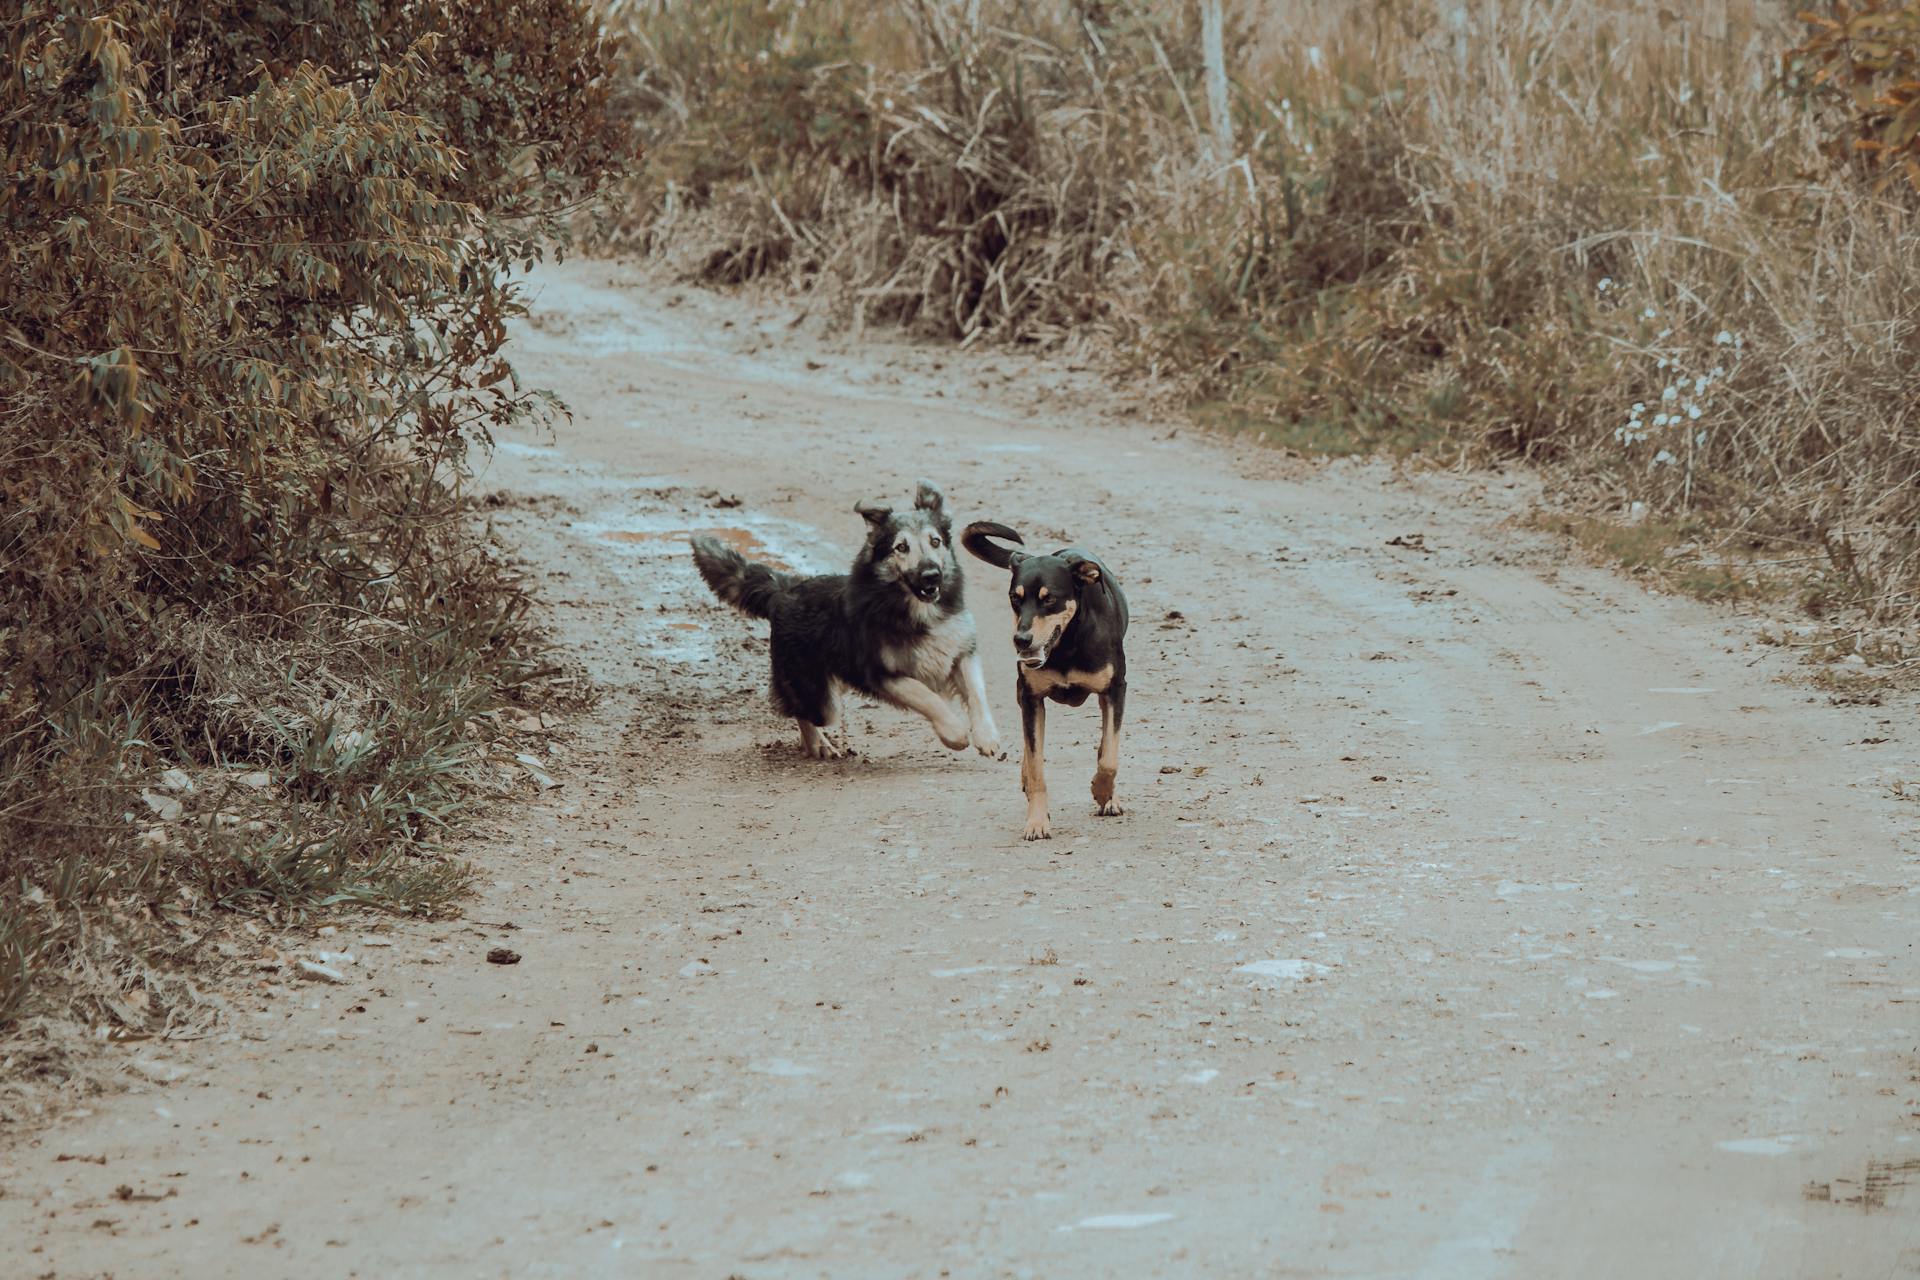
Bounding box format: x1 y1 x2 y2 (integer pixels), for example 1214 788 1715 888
913 480 945 515
855 500 893 529
961 521 1027 570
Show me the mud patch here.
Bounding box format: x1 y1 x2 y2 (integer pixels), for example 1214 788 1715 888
1803 1158 1920 1210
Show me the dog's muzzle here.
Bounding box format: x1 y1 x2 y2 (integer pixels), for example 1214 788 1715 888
1014 632 1046 668
911 569 943 601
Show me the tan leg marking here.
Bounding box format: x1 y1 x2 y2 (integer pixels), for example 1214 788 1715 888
882 676 971 751
1091 693 1122 815
1022 696 1050 840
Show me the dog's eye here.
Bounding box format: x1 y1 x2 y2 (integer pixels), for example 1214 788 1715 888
928 534 943 549
895 541 909 555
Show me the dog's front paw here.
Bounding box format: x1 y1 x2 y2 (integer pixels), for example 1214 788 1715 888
934 716 972 751
1095 800 1123 817
1022 819 1052 841
972 731 1003 760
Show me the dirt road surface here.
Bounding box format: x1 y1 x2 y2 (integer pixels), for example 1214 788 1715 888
6 261 1919 1278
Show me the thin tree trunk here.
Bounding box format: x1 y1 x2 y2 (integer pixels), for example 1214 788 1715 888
1200 0 1233 161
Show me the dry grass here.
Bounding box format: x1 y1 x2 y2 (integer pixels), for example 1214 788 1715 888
604 0 1920 636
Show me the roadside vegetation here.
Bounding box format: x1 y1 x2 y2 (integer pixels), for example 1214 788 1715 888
0 0 629 1111
605 0 1920 644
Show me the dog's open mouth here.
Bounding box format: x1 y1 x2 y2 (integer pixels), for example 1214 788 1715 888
912 582 941 601
1018 653 1047 669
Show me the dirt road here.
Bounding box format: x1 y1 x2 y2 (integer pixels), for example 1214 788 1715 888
6 260 1919 1278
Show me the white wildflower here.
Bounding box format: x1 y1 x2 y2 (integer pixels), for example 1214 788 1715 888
1662 386 1679 402
1653 449 1676 465
1598 277 1614 292
1687 404 1702 420
1714 330 1733 345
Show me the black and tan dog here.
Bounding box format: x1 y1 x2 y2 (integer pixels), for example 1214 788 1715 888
961 522 1128 840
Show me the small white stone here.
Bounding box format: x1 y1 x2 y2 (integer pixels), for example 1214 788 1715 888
296 960 347 984
140 790 182 822
129 1058 192 1085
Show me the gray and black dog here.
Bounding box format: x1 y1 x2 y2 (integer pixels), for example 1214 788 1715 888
691 482 1001 761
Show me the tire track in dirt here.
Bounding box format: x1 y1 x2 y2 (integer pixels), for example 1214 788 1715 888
4 260 1918 1279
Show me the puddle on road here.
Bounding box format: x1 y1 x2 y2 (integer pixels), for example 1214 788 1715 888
565 503 833 666
1717 1136 1803 1156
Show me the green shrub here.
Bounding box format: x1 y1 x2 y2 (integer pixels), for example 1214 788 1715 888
1788 1 1920 194
0 0 628 1052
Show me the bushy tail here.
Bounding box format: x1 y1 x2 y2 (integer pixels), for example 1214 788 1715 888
690 536 788 619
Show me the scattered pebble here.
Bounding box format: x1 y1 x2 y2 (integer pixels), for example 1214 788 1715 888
486 948 522 966
295 961 347 984
128 1059 192 1085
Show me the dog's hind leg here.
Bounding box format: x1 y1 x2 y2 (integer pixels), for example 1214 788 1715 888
1092 679 1125 817
958 651 1004 759
1018 679 1050 840
881 676 971 751
774 646 845 760
798 720 845 759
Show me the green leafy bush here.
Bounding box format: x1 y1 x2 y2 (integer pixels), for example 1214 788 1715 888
1789 1 1920 194
0 0 628 1054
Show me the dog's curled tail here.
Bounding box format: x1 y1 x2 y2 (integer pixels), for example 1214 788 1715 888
961 521 1025 568
690 536 789 619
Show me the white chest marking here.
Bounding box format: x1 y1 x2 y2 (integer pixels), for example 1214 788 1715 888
884 611 977 691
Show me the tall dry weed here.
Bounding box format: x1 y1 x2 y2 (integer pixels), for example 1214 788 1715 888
613 0 1920 621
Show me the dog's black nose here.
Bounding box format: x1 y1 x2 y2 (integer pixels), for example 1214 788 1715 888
1014 630 1033 651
